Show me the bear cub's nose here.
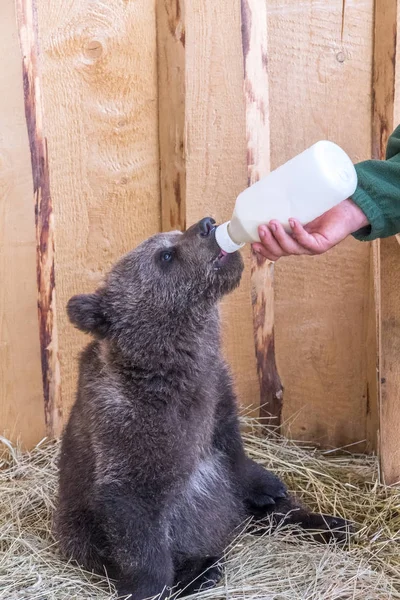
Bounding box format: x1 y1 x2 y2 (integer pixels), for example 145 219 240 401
199 217 216 237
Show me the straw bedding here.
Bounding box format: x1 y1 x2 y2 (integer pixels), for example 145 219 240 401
1 421 399 600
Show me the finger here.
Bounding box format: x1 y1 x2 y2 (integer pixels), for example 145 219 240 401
269 221 312 255
252 243 280 262
289 219 326 254
253 243 281 262
258 226 288 258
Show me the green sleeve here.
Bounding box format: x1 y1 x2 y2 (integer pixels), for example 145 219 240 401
351 124 400 241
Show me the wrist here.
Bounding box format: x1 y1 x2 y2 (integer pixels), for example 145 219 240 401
341 198 369 233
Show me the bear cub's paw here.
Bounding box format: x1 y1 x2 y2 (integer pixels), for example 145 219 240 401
243 457 288 514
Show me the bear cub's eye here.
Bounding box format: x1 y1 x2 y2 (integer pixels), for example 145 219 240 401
160 250 173 263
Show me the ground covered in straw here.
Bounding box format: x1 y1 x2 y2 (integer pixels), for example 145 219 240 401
1 424 400 600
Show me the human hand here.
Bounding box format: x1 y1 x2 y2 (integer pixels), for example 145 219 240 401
252 199 369 261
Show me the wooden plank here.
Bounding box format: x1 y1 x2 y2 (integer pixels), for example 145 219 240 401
365 241 380 454
240 0 282 426
380 238 400 484
372 0 400 484
17 0 63 437
157 0 186 232
0 0 45 447
372 0 397 161
267 0 374 448
35 0 161 425
184 0 260 415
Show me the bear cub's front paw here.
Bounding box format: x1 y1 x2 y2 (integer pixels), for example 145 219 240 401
243 457 288 514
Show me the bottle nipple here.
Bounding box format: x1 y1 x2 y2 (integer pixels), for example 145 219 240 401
215 222 245 254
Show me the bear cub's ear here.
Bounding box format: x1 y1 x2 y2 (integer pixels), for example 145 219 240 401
67 293 108 336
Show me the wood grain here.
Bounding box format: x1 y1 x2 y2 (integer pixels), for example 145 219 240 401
3 0 397 454
240 0 283 426
365 242 380 454
17 0 63 436
380 238 400 485
372 0 397 161
157 0 186 232
372 0 400 484
35 0 161 421
0 0 45 446
267 0 374 448
184 0 260 415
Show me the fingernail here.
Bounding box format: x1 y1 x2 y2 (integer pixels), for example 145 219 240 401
289 219 295 229
269 222 277 232
259 227 267 238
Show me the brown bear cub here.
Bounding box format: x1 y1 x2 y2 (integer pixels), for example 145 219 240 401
55 218 349 599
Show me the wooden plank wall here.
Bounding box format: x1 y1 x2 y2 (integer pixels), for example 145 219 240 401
0 0 44 447
372 0 400 485
17 0 63 436
268 0 375 450
34 0 161 434
1 0 397 469
157 0 261 417
241 0 283 427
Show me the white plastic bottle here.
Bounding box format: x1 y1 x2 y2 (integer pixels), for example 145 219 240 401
215 141 358 253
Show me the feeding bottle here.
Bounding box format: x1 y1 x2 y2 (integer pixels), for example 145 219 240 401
215 141 358 253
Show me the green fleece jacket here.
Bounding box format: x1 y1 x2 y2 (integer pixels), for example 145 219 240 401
352 125 400 241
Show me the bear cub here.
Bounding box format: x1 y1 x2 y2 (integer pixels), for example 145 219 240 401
55 218 349 599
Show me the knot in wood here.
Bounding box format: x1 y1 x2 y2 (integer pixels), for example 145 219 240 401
84 40 104 60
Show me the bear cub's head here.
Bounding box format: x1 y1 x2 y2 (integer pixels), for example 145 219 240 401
67 218 244 341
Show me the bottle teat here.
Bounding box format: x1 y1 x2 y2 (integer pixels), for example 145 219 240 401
215 222 245 253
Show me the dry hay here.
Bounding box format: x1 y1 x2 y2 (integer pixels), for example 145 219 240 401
1 420 400 600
